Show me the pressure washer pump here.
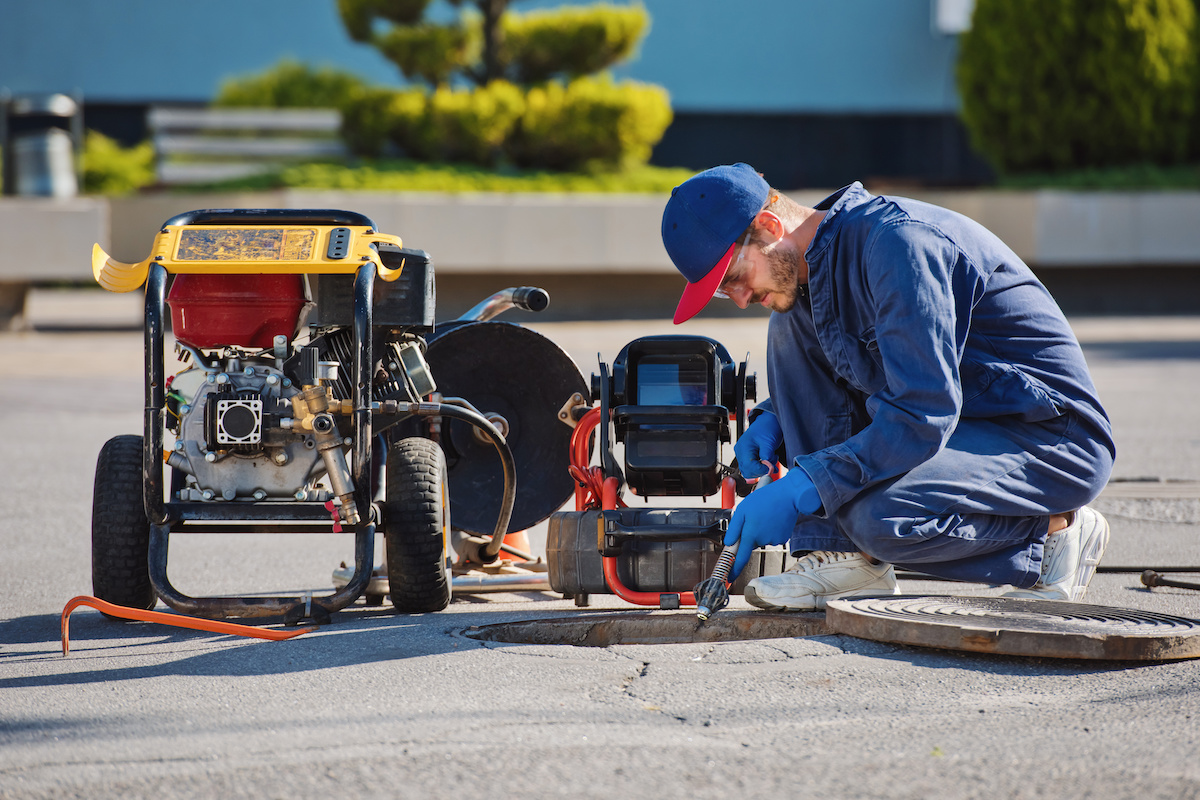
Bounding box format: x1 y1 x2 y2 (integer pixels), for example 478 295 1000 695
88 209 541 624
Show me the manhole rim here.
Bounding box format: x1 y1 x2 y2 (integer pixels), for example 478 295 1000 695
827 594 1200 661
461 610 829 647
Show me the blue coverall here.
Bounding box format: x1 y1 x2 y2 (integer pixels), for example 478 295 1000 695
765 183 1115 588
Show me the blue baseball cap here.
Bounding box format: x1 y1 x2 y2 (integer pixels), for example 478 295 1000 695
661 163 770 324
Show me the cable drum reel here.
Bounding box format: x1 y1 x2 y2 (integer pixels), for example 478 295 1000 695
419 320 590 540
547 335 772 607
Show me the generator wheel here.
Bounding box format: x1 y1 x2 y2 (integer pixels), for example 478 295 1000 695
384 437 451 613
91 435 156 614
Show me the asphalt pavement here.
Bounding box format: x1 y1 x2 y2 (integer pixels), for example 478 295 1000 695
1 289 1199 799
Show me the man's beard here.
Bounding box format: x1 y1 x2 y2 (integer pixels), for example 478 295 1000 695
755 244 804 313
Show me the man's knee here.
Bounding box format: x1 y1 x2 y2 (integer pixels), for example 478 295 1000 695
836 491 912 562
835 489 963 564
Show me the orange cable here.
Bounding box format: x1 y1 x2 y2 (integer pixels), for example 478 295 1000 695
61 595 315 656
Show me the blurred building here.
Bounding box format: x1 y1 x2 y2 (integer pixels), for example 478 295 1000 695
0 0 991 188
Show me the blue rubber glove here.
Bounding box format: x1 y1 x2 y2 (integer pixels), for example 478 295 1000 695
724 468 822 576
734 410 783 479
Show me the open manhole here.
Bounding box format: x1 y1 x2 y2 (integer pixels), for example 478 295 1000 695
463 611 828 647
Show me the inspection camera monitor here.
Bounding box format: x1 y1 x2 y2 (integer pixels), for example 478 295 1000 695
598 335 753 497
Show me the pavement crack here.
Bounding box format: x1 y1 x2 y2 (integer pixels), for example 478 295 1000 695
760 643 797 659
616 660 650 698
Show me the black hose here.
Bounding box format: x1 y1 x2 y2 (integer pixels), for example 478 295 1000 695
409 402 516 564
896 565 1200 582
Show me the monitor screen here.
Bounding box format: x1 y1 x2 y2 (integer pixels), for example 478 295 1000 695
636 356 709 405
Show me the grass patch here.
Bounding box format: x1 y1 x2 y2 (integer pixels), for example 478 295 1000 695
997 162 1200 191
179 158 696 194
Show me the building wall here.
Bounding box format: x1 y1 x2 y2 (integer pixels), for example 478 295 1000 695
0 0 988 186
1 0 966 110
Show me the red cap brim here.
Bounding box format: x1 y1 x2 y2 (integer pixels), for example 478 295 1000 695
673 241 737 324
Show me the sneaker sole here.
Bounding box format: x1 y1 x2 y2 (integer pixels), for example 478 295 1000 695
744 583 900 612
743 584 818 612
1071 510 1111 601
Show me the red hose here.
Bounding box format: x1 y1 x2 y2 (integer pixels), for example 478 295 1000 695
569 408 626 511
601 556 697 607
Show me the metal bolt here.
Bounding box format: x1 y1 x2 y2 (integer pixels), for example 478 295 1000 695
206 373 216 384
173 441 184 452
204 452 216 463
179 404 191 414
222 489 236 501
266 374 280 386
294 489 307 500
253 489 267 500
201 489 215 501
244 367 254 376
283 379 293 388
273 451 290 465
216 373 229 384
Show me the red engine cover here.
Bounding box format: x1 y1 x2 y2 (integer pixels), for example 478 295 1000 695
167 274 307 349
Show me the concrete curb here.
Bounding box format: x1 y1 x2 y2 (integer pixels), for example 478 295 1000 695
2 188 1200 322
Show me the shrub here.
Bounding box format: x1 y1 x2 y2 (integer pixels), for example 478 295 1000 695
341 82 524 165
338 0 430 41
510 75 672 171
214 59 369 108
272 159 694 193
499 3 648 83
81 131 155 195
957 0 1197 174
340 87 428 157
421 80 525 164
374 23 475 87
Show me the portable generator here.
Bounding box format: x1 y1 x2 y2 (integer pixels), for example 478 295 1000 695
89 208 582 623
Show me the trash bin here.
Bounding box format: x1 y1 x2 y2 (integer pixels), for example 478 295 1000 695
1 92 82 197
11 128 77 197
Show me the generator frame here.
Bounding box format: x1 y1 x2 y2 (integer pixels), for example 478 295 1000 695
93 208 515 623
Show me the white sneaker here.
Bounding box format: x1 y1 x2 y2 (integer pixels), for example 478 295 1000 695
1003 506 1110 602
743 551 899 611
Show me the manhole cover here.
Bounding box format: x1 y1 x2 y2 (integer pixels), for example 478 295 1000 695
464 611 828 647
827 595 1200 661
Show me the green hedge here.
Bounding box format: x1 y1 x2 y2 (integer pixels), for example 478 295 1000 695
214 60 369 108
338 0 430 40
342 82 524 165
341 76 670 171
272 159 694 193
510 75 671 170
958 0 1197 174
420 81 525 164
341 87 421 157
81 131 155 195
374 23 474 87
500 3 648 83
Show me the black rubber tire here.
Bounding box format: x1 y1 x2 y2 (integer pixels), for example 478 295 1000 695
384 437 451 613
91 435 156 613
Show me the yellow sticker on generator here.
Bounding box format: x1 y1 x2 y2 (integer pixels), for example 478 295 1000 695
176 228 317 262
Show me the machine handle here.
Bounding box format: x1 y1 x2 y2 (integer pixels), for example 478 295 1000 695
459 286 550 322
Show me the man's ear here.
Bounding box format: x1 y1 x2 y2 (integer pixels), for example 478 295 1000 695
754 210 785 243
